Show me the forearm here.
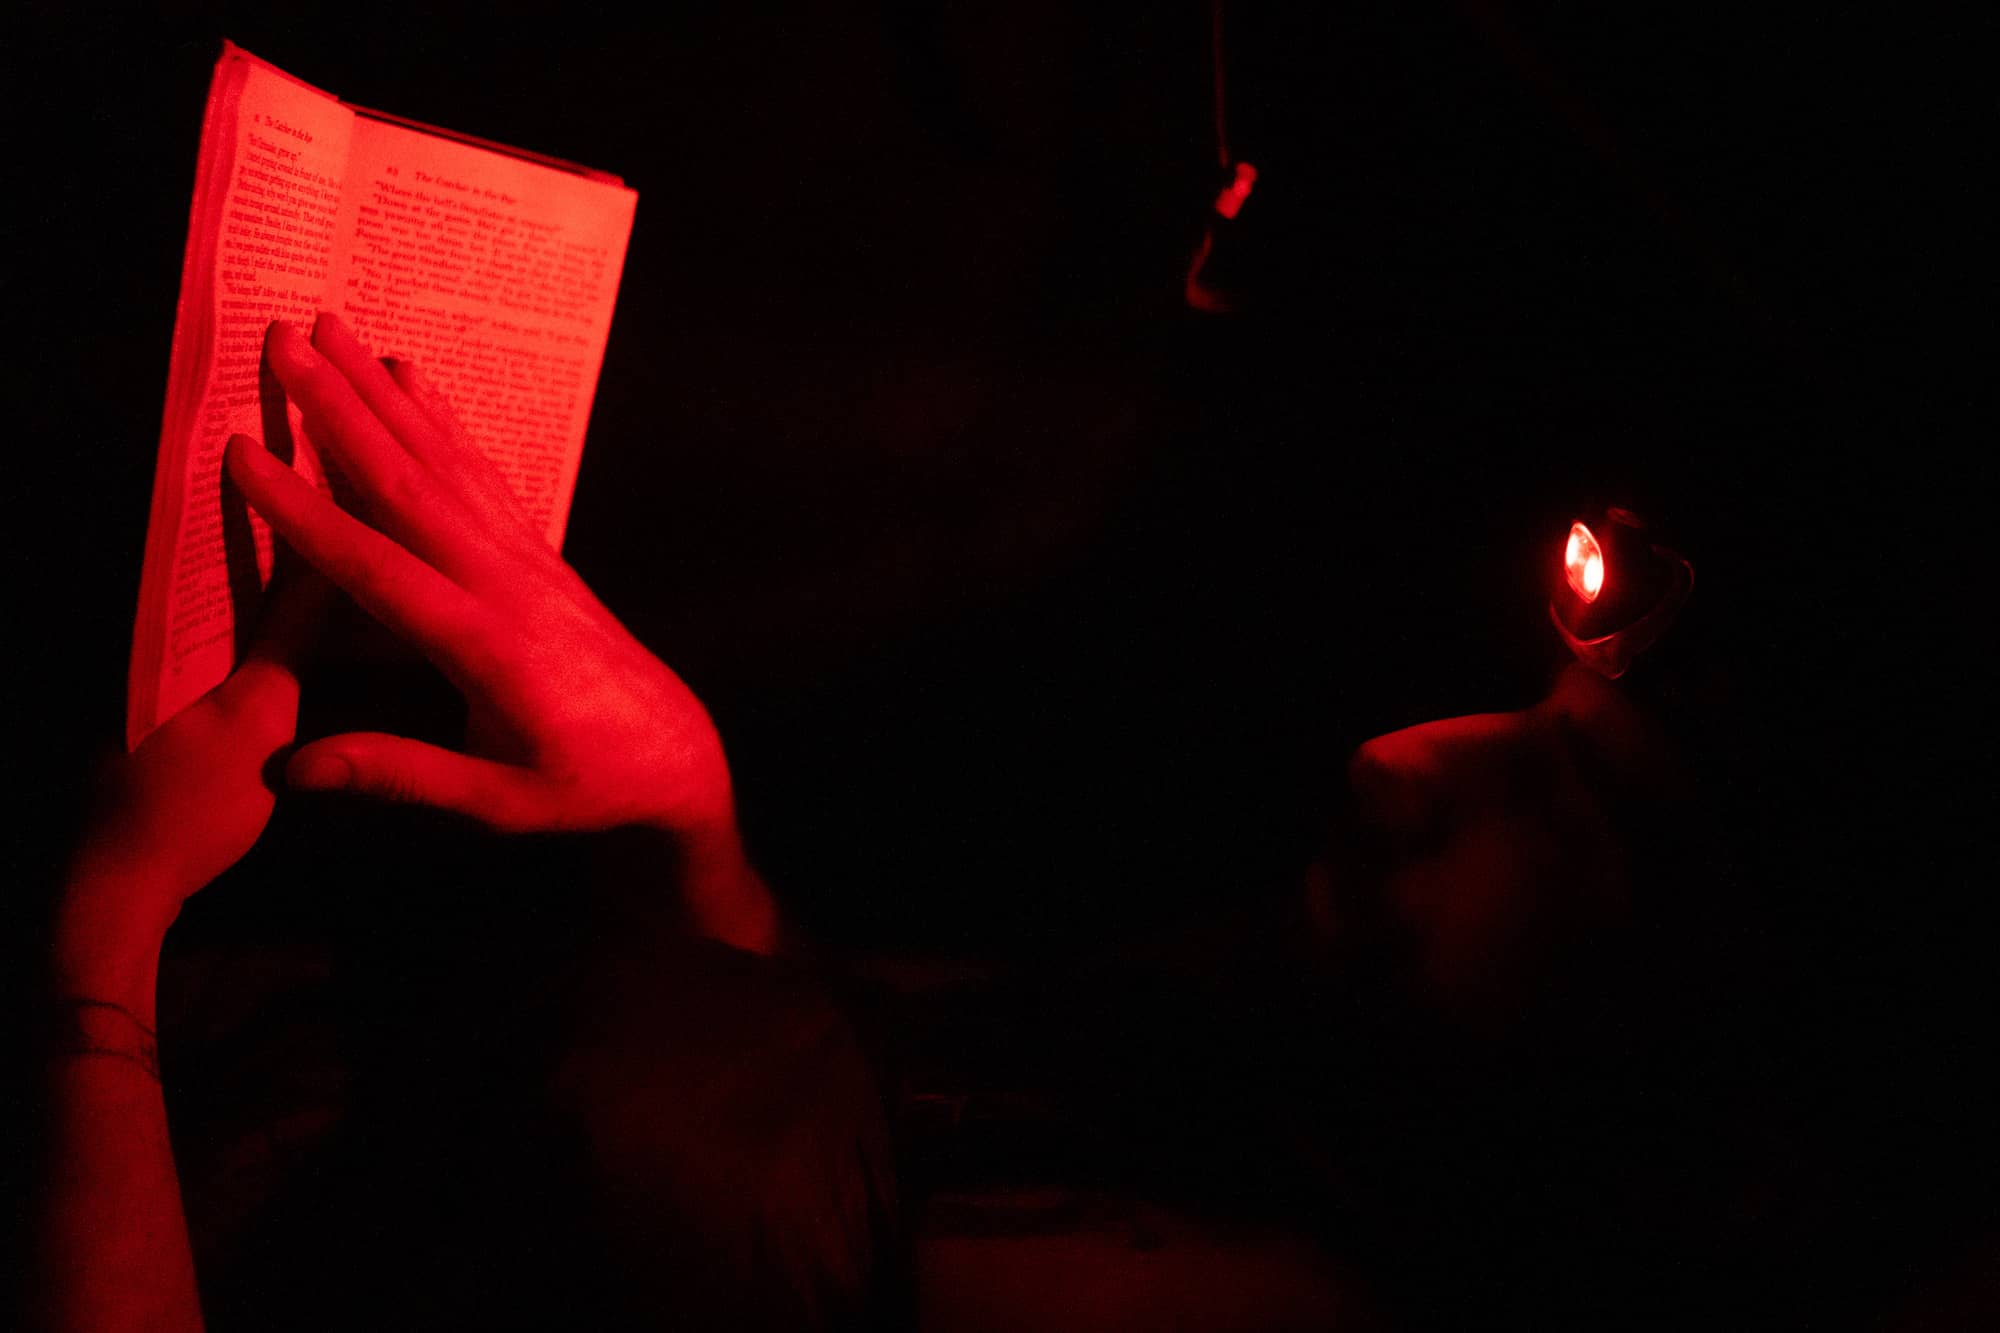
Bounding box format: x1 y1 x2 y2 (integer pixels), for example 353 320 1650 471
31 565 309 1333
39 1036 204 1333
37 879 204 1333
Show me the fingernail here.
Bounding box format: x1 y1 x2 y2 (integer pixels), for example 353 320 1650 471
266 322 317 375
313 310 350 345
227 433 278 471
292 753 352 789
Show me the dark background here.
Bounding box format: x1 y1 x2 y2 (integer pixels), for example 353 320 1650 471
5 2 1984 1326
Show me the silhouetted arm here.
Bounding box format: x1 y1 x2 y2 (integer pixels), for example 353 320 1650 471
36 572 323 1333
42 926 201 1332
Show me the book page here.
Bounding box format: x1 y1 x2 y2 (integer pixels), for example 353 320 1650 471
132 47 353 746
327 116 638 550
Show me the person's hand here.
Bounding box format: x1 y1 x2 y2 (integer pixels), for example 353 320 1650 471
55 569 324 1011
224 314 773 948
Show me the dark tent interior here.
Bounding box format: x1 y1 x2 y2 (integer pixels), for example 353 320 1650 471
8 4 1985 1329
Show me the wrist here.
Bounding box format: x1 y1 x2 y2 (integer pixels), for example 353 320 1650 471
51 867 174 1023
640 813 781 956
43 997 162 1079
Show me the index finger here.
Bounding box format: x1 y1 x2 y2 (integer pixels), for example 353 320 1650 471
227 434 500 690
239 563 335 676
265 321 504 584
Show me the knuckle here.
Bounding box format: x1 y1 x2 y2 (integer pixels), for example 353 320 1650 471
376 456 433 517
350 534 399 591
440 608 512 682
367 766 426 806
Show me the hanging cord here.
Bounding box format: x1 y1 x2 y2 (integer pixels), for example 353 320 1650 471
1211 0 1232 169
1188 0 1256 311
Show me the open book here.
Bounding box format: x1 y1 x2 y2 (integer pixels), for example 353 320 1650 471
129 41 637 749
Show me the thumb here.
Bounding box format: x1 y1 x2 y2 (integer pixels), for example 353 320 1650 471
288 733 557 832
209 565 334 726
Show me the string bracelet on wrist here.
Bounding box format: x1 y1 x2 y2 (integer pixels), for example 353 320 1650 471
46 998 161 1081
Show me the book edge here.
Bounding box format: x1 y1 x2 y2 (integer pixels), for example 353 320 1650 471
129 45 255 750
220 39 626 186
348 103 630 189
217 38 343 103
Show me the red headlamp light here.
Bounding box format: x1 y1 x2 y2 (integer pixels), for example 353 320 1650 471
1550 507 1693 679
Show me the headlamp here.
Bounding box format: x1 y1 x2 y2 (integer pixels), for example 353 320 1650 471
1550 507 1693 679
